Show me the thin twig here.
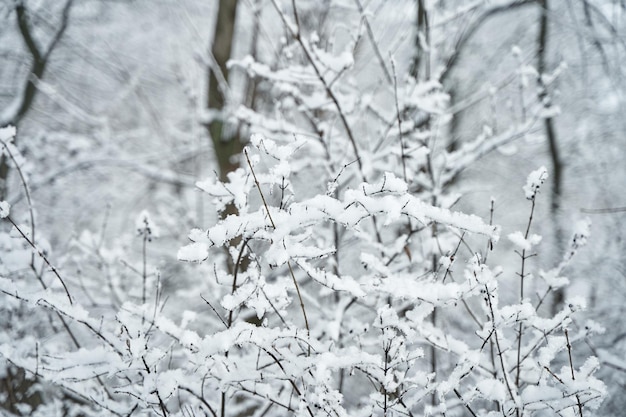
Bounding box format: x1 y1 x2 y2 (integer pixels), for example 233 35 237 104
228 237 252 328
485 284 518 408
390 58 408 184
580 206 626 214
453 388 478 417
565 329 584 417
0 135 36 265
244 149 310 354
142 232 148 324
484 198 495 262
354 0 392 84
179 386 218 417
516 196 537 387
261 347 315 417
201 294 228 329
6 216 73 304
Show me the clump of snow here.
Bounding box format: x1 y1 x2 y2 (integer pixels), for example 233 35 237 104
584 320 605 335
361 172 408 195
523 166 548 200
538 335 566 367
0 201 9 218
566 296 587 312
177 242 209 263
521 385 562 407
439 255 452 269
180 310 197 329
196 168 251 213
508 231 542 251
476 379 506 402
539 268 570 289
0 125 16 141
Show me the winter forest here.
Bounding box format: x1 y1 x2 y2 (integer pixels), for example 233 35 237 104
1 0 625 416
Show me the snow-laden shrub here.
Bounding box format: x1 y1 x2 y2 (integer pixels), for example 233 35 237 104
1 123 605 416
0 1 607 415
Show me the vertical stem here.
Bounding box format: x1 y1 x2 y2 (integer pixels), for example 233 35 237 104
485 284 518 413
142 235 147 306
430 306 437 406
391 59 408 183
484 198 495 263
565 330 584 417
516 197 536 388
383 345 389 417
141 233 148 325
219 237 251 417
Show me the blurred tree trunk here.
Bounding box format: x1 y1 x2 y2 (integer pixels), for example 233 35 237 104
207 0 242 185
410 1 440 407
537 0 562 216
536 0 565 312
207 0 261 338
409 0 429 81
0 1 73 200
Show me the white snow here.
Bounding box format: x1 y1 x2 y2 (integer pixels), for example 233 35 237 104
177 242 209 263
0 201 9 218
523 166 548 199
0 125 17 141
507 231 542 251
476 379 506 402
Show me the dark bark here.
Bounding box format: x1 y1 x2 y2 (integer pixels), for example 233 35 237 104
410 0 429 80
207 0 242 184
0 366 43 415
0 1 74 200
536 0 564 312
537 0 562 215
207 0 262 332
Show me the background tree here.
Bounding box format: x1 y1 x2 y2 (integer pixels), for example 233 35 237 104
207 0 242 183
0 0 74 200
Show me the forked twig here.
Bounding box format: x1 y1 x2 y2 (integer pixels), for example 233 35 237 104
565 329 584 417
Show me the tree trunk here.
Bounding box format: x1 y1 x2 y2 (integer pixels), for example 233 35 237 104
0 1 73 200
536 0 564 313
207 0 242 184
409 0 429 80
